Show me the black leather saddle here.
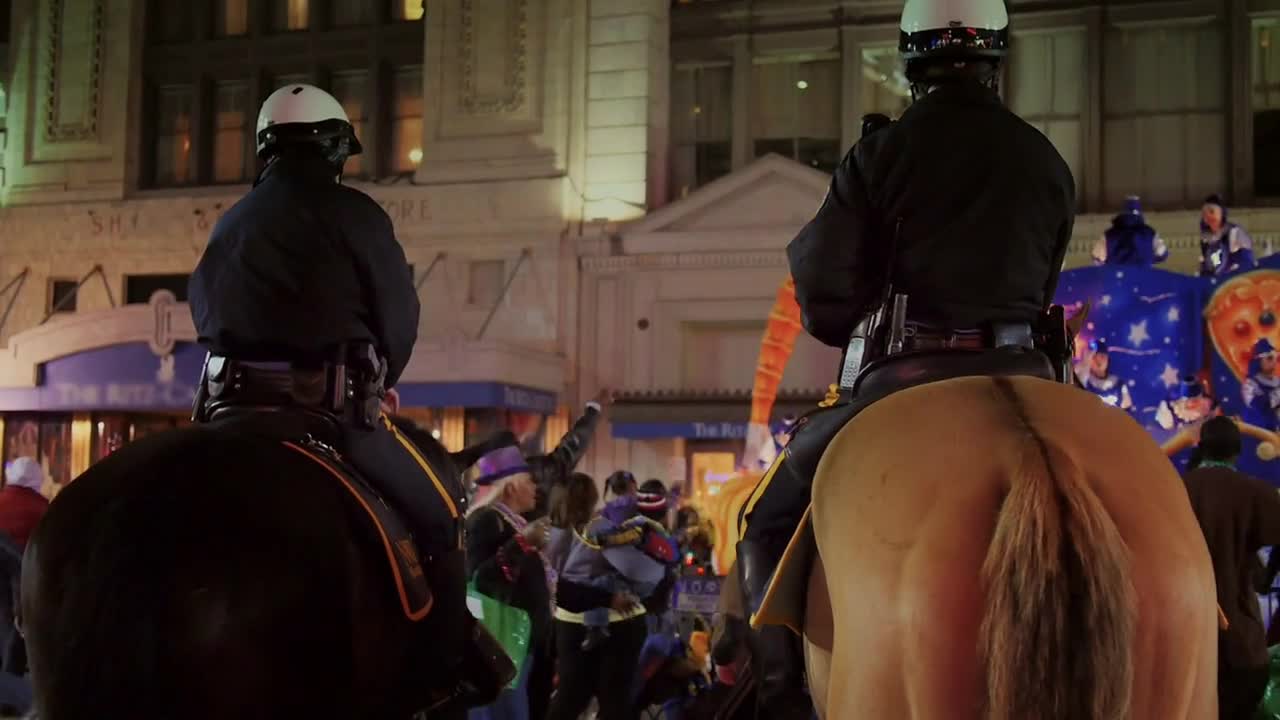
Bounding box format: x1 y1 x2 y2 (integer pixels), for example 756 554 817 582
785 346 1057 488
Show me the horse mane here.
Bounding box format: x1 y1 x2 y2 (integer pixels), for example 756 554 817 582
21 428 391 720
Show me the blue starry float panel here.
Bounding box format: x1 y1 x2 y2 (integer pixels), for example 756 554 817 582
1056 262 1280 484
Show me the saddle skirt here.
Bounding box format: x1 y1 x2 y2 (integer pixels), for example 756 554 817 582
283 440 434 622
753 347 1057 634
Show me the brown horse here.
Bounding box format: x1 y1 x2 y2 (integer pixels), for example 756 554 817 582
754 375 1218 719
19 423 510 720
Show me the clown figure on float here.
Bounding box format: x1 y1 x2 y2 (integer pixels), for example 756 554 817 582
1075 339 1133 412
1243 338 1280 429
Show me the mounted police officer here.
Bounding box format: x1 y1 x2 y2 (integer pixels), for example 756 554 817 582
735 0 1076 714
188 84 475 707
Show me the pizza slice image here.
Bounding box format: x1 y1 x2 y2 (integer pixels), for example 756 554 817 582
1204 269 1280 382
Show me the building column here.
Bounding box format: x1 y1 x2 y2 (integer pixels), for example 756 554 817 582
1227 0 1252 203
580 0 671 221
70 413 92 479
731 35 751 170
441 407 466 452
4 0 144 205
1082 6 1104 212
839 26 861 152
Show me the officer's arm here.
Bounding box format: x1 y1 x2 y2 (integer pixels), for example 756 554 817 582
351 204 420 388
786 143 880 348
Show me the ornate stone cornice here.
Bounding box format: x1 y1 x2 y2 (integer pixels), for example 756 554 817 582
581 251 788 273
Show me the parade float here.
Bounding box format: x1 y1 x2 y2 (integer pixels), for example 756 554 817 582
680 253 1280 578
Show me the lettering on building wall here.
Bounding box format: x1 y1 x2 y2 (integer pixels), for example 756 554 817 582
89 213 137 237
50 382 197 409
501 385 556 414
380 198 432 226
692 422 748 440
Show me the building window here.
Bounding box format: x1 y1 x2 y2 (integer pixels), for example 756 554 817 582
331 70 368 177
1253 18 1280 197
48 279 78 314
860 46 911 119
153 85 195 186
1103 21 1225 209
124 274 191 305
1009 29 1086 207
671 65 732 197
393 0 425 20
213 81 251 184
144 0 421 184
270 0 308 32
331 0 372 26
467 260 505 307
274 73 312 90
751 58 841 173
213 0 249 37
150 1 192 44
390 65 424 173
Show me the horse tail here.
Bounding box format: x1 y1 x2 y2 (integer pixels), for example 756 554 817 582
981 377 1136 720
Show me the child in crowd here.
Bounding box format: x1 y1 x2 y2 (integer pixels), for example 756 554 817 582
549 471 678 651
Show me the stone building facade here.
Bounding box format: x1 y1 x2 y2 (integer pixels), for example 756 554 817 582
0 0 1277 493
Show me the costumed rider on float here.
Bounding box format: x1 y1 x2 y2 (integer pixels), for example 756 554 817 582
734 0 1076 713
1092 195 1167 267
1244 338 1280 427
1075 338 1134 412
187 85 491 710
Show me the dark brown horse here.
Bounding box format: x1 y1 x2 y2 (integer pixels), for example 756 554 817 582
20 423 508 720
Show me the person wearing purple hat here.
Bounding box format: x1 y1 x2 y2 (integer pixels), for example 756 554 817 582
1091 195 1167 267
1243 338 1280 425
465 440 556 720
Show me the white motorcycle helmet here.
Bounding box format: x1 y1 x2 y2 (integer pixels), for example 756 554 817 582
255 83 363 164
898 0 1009 84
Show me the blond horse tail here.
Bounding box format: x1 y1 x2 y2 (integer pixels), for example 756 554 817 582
981 377 1136 720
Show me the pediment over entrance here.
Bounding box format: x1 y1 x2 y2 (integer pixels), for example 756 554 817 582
621 154 830 255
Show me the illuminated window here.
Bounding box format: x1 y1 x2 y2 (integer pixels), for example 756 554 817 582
331 71 369 177
751 57 841 173
270 0 308 32
213 0 248 36
1103 21 1225 208
154 85 195 186
390 65 424 173
393 0 425 20
213 81 251 183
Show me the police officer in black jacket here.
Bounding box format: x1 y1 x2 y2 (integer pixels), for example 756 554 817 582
189 84 474 706
735 0 1076 715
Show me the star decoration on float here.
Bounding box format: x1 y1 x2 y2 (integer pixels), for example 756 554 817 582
1128 319 1150 347
1160 363 1180 388
1099 294 1112 306
1167 305 1180 322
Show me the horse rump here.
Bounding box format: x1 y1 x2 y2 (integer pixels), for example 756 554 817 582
981 378 1137 720
20 427 416 720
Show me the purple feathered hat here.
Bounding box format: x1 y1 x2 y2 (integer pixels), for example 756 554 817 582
474 442 530 487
